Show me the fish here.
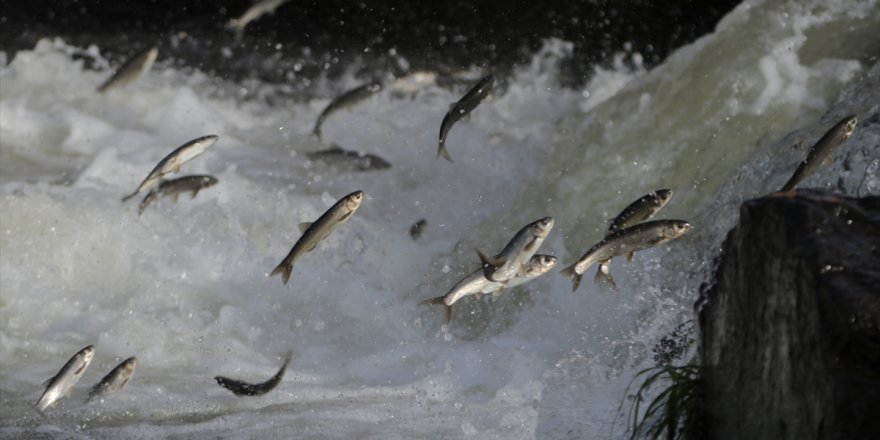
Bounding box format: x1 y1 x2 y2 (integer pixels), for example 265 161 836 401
600 189 674 280
122 135 219 202
409 219 427 241
306 145 391 172
780 115 858 191
560 220 692 292
138 175 219 215
437 74 495 162
270 190 364 285
87 357 138 401
35 345 95 412
311 82 383 140
215 352 293 396
97 47 158 93
607 189 674 235
421 254 557 323
226 0 292 40
477 217 554 282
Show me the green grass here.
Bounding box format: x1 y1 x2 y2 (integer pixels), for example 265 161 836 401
618 358 702 440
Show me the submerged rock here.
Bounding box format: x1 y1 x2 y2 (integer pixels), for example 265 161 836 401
699 190 880 440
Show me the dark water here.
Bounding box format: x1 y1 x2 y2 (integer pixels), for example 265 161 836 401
1 0 739 91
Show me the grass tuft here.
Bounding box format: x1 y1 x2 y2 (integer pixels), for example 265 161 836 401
617 358 701 440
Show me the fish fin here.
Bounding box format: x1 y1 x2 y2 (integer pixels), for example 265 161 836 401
270 262 292 285
170 193 180 203
311 125 322 140
298 222 313 233
560 266 583 293
626 251 634 262
191 189 200 199
464 113 471 123
420 296 452 324
41 375 56 387
491 286 505 302
305 242 318 253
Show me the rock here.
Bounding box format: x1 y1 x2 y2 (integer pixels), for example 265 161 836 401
699 190 880 440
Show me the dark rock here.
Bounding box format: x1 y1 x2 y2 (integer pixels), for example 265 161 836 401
699 190 880 440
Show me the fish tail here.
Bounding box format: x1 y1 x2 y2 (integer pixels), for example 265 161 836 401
225 20 245 42
780 163 806 192
780 176 798 192
560 266 582 292
476 248 501 281
312 124 322 140
270 262 293 285
420 297 452 323
437 141 453 162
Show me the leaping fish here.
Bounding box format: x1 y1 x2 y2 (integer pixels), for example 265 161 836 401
270 190 364 285
227 0 292 41
138 175 219 215
35 345 95 412
477 217 554 282
600 189 673 280
437 74 495 162
215 352 293 396
97 47 158 93
311 82 383 140
88 357 138 401
780 115 858 192
606 189 674 235
560 220 691 292
306 145 391 172
421 254 557 324
122 135 218 202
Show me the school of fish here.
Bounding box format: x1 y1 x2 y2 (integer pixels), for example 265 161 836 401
24 10 862 423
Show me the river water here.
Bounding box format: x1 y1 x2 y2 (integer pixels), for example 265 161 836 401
1 0 878 438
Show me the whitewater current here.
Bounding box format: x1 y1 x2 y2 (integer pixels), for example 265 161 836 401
1 0 878 438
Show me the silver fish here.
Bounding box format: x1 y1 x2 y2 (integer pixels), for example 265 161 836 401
311 82 383 140
215 352 292 396
410 219 427 241
270 190 364 285
227 0 292 40
780 115 858 191
437 74 494 162
477 217 554 282
607 189 674 235
97 47 158 93
421 254 557 323
560 220 692 292
306 145 391 172
35 345 95 412
122 135 218 202
138 175 219 215
88 357 138 401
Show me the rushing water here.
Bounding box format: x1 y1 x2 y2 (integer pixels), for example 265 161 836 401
1 0 878 438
